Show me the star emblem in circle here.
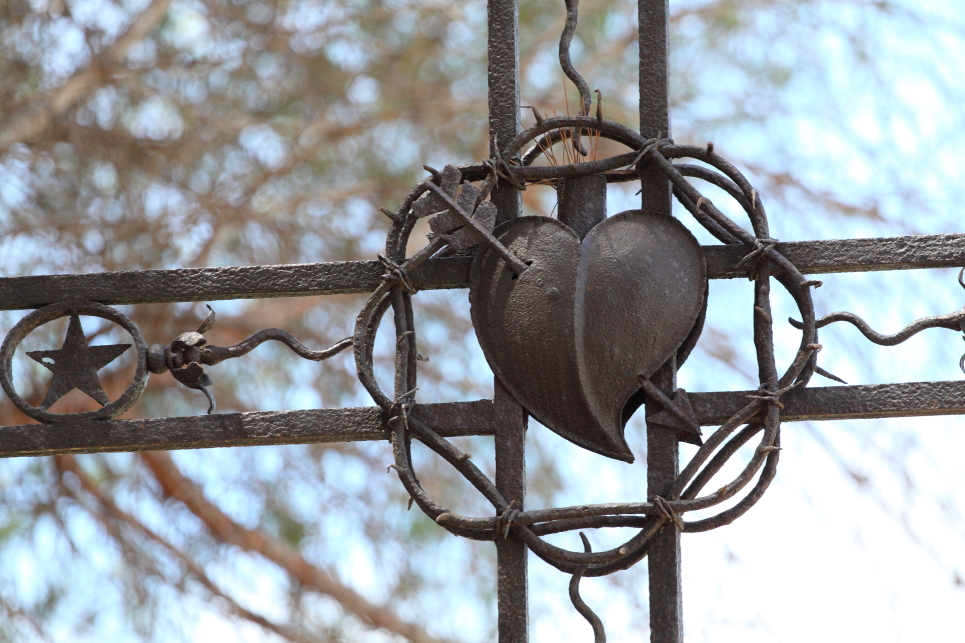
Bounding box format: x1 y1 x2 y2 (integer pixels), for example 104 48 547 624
26 314 131 411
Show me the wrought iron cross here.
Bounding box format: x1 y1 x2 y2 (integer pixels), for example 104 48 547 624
3 1 965 642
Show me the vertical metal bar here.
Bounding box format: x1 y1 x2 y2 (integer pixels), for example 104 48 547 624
489 0 521 227
646 359 684 643
639 1 683 642
638 0 672 215
494 379 528 642
489 2 528 641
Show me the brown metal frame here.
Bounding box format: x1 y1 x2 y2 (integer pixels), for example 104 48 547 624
3 233 962 311
2 1 964 641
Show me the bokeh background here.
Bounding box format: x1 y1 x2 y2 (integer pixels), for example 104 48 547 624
2 0 965 641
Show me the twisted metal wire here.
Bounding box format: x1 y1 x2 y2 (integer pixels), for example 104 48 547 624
200 330 353 365
352 113 825 578
569 533 606 643
559 0 591 156
358 0 958 624
786 268 965 374
789 309 965 346
560 0 592 118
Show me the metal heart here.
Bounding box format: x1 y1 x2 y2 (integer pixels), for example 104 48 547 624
469 210 707 462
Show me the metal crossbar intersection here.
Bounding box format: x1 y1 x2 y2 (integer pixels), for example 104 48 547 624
2 1 964 641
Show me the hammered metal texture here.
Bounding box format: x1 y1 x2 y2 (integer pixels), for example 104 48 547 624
6 381 965 458
3 234 962 310
0 400 496 458
470 211 707 461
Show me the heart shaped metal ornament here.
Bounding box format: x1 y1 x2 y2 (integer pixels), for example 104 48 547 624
469 210 707 462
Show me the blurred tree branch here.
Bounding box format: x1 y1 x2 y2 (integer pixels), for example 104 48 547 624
54 454 325 643
0 0 173 153
139 450 454 643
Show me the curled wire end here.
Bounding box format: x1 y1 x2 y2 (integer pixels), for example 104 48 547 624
522 105 545 125
815 365 848 385
199 383 216 415
379 207 400 223
559 0 592 117
569 532 606 643
958 328 965 373
559 0 591 157
196 304 216 334
789 309 965 346
956 268 965 374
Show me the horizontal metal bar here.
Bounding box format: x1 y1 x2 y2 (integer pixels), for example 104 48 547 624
0 257 474 310
2 233 963 310
0 400 494 459
689 380 965 426
705 232 965 279
2 381 963 458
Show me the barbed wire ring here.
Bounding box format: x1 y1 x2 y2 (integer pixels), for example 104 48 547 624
354 116 819 577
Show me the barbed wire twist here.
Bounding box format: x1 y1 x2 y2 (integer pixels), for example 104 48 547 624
353 114 821 578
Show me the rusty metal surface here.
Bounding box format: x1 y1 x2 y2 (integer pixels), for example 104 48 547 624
637 0 684 643
487 0 529 640
26 315 130 410
638 0 685 639
578 212 704 452
704 232 965 279
6 382 960 460
470 212 706 461
0 257 474 311
0 399 495 459
690 380 965 426
646 360 684 643
488 0 520 231
3 234 963 310
557 174 606 240
638 0 670 143
494 380 529 643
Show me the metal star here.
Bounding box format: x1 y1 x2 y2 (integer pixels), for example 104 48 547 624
26 314 130 411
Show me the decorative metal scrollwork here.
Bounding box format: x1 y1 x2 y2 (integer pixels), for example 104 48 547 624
351 0 965 634
1 300 353 419
145 305 352 413
360 128 818 570
1 0 962 638
0 301 148 422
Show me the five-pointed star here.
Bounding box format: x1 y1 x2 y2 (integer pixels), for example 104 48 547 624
27 314 131 411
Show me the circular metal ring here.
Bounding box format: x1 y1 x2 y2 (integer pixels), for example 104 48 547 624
361 143 815 573
0 301 149 423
